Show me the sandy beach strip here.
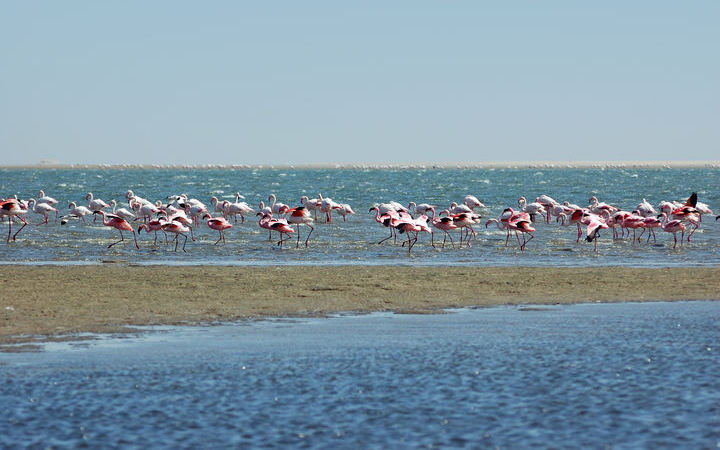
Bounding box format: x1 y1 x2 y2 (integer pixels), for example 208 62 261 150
1 265 718 347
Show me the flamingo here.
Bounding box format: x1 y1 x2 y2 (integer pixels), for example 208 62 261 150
0 199 28 243
167 210 196 242
109 200 136 222
441 211 479 247
431 215 457 248
336 203 355 221
448 202 473 215
286 206 314 247
622 212 646 244
36 190 59 206
257 212 294 247
658 213 686 249
225 193 254 222
300 195 321 220
94 210 139 249
267 194 290 215
203 213 233 245
636 199 657 217
535 195 558 223
27 198 58 224
86 192 110 222
584 215 609 252
61 202 93 224
408 201 435 216
637 215 663 243
370 206 400 245
464 195 485 210
588 196 617 216
669 193 700 242
317 193 340 223
137 215 169 245
506 217 535 251
557 209 589 243
161 218 191 252
517 197 546 222
209 196 227 217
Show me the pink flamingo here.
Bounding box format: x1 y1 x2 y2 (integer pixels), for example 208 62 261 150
535 195 558 223
584 215 608 252
286 206 314 247
622 212 646 244
557 209 588 243
432 215 457 248
506 217 535 251
257 212 294 247
161 218 191 252
670 193 700 242
1 199 28 243
203 213 233 245
370 206 400 245
138 216 169 245
658 213 686 249
94 211 139 249
638 215 663 243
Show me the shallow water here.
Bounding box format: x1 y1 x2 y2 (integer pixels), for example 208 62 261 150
2 301 719 448
1 167 719 266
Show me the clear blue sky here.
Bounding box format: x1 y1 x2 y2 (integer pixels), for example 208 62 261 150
2 2 718 165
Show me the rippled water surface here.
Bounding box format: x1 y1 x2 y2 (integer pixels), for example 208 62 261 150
1 167 719 266
2 301 718 448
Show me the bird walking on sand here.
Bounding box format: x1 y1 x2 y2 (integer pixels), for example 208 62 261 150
94 210 139 250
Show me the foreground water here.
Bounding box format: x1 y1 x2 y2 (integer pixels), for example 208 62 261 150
1 167 719 267
2 301 718 448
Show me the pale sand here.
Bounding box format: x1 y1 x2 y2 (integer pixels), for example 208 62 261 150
1 265 718 348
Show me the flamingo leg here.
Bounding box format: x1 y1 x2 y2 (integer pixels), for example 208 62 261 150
576 223 582 242
109 230 125 248
132 230 140 250
378 228 394 245
686 223 698 242
13 217 27 242
637 228 645 243
214 231 223 245
446 231 455 248
181 233 188 252
304 224 314 247
189 226 196 242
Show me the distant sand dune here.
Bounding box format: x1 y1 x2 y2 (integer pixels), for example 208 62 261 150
5 160 720 170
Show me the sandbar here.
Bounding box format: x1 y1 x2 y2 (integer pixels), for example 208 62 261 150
1 265 718 348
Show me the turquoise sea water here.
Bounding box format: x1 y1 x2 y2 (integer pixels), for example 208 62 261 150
1 167 719 266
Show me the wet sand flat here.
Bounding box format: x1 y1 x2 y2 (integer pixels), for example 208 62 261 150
1 265 718 346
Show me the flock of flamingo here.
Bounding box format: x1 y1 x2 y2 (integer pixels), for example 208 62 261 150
0 188 717 254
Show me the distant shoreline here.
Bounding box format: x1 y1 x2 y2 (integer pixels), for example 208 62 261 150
4 160 720 170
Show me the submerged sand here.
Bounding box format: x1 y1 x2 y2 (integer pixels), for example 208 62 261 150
1 265 718 347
